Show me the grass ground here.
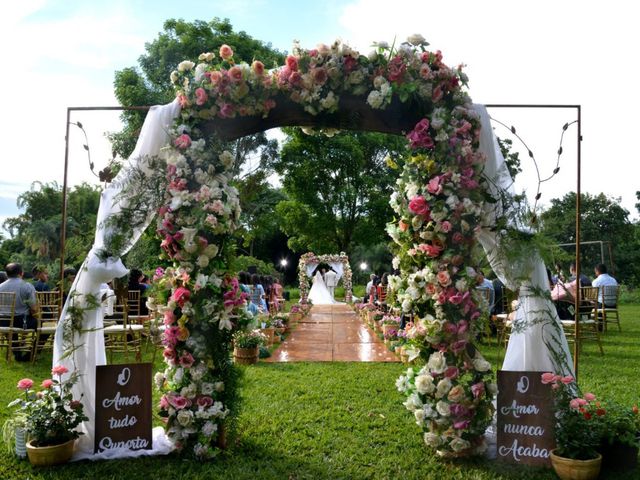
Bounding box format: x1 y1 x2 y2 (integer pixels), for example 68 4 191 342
0 306 638 479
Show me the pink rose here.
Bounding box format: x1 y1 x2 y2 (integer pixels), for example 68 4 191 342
408 195 429 216
228 66 243 83
164 310 176 326
196 396 213 408
17 378 33 390
52 365 69 376
436 270 451 286
219 103 235 118
440 221 452 233
288 71 302 86
471 382 485 398
427 176 443 195
159 395 170 410
195 87 208 106
577 398 588 406
168 395 189 410
444 366 459 379
453 419 471 430
584 392 596 402
179 352 195 368
163 348 176 362
174 134 192 150
541 372 559 384
251 60 265 76
424 244 443 258
219 44 233 61
448 292 464 305
285 55 298 72
569 398 581 410
172 287 191 308
561 375 574 385
312 67 328 85
41 379 53 389
452 232 465 244
452 339 467 354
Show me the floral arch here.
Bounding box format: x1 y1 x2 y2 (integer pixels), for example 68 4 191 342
298 252 353 302
53 35 572 461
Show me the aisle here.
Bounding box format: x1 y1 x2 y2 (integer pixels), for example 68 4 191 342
266 304 398 362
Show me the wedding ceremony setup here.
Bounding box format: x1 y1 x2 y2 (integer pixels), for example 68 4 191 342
2 5 639 479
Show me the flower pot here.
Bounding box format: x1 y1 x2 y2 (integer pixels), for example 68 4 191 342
233 346 259 365
260 327 275 345
550 449 602 480
26 438 75 466
274 327 285 336
382 324 397 336
600 440 638 471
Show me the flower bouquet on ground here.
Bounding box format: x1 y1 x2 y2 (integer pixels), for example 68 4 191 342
541 373 603 480
8 365 88 466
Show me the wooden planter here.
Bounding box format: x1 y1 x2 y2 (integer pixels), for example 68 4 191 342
259 327 275 345
274 327 286 336
382 323 398 336
26 438 75 466
550 450 602 480
233 346 259 365
289 313 302 323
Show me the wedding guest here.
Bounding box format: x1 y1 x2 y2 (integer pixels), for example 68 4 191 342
552 263 565 285
239 272 258 316
568 263 592 287
128 268 149 315
250 274 267 312
475 270 495 313
0 271 7 284
32 266 51 292
0 263 40 361
377 273 389 304
272 277 284 311
592 263 618 307
365 274 376 303
551 278 577 320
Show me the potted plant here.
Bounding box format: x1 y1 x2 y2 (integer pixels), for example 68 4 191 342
542 373 603 480
598 402 640 471
258 316 275 345
382 314 400 337
272 318 287 336
8 366 88 466
233 330 265 364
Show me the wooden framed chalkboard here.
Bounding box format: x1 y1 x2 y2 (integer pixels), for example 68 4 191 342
94 363 153 454
496 370 555 467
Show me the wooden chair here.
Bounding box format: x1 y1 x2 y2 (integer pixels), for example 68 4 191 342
560 286 604 355
32 291 62 362
126 290 148 325
601 285 621 332
104 290 143 362
495 289 518 349
0 292 17 362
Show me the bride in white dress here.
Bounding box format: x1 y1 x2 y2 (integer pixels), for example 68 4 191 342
307 271 336 305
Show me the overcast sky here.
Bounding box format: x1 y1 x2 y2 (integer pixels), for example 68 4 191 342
2 0 638 235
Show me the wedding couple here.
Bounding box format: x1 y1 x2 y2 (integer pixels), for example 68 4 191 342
308 267 339 305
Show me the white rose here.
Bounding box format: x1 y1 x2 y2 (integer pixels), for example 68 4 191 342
204 244 219 258
423 403 437 419
403 393 423 412
202 421 218 437
173 367 184 384
435 378 452 399
154 372 165 389
472 355 491 372
198 52 215 62
170 70 179 83
178 60 195 72
407 33 427 46
176 409 194 427
201 382 214 395
367 50 378 61
414 374 436 395
219 151 234 169
424 432 441 447
435 400 450 417
366 90 384 109
450 437 471 453
487 383 498 395
197 255 210 268
181 384 197 399
401 298 412 312
427 351 447 374
194 63 207 82
414 409 426 425
374 41 389 49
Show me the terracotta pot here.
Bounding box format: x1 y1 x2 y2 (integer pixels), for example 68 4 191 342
550 449 602 480
26 438 75 466
233 346 259 365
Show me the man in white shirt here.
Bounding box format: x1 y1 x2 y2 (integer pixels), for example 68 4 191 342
475 270 495 313
591 263 618 307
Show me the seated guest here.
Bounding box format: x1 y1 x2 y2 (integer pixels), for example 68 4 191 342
0 263 40 361
365 274 376 303
32 266 51 292
551 278 577 320
250 274 267 313
239 272 258 316
475 269 495 313
128 268 149 315
592 263 618 307
0 271 8 284
377 273 389 304
569 263 591 287
272 277 284 311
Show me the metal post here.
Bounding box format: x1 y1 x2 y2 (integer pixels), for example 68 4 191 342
59 108 71 289
574 105 582 378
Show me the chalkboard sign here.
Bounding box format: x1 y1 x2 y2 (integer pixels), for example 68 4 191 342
496 370 555 467
95 363 152 454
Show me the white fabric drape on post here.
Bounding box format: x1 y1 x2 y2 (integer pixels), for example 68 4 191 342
53 99 181 461
328 262 344 282
473 105 574 377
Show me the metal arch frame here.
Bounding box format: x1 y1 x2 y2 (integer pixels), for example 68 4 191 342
61 103 583 375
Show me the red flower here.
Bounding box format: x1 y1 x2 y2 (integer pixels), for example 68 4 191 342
583 412 592 420
172 287 191 308
596 408 606 416
408 195 429 217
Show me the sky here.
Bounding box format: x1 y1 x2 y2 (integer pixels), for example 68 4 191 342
2 0 639 236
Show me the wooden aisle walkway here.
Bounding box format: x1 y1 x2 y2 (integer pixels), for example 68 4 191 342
266 304 398 362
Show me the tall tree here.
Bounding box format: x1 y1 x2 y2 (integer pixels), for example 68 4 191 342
272 129 408 254
111 17 284 161
540 192 640 285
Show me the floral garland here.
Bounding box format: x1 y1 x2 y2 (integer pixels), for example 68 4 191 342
157 35 494 458
297 252 352 302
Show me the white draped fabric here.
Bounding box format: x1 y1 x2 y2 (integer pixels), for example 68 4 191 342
52 99 181 460
474 105 574 376
304 260 344 282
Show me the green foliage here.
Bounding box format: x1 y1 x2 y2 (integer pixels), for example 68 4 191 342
540 192 639 285
497 137 522 179
272 128 408 254
0 182 101 273
230 255 277 276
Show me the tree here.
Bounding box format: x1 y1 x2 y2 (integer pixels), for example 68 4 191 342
110 17 284 160
272 129 408 254
540 192 640 285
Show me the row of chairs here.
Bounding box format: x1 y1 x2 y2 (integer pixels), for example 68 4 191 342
0 289 149 363
490 285 621 356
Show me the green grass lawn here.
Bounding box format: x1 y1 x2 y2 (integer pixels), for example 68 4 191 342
1 306 639 479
